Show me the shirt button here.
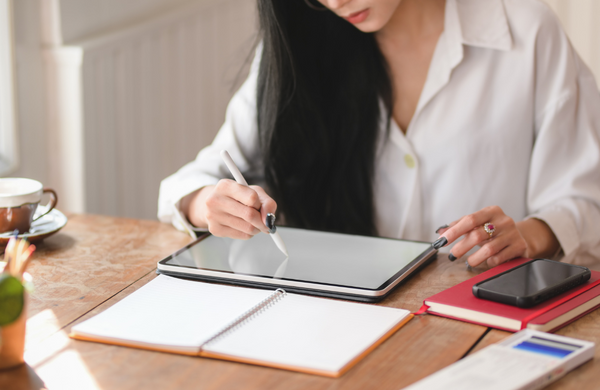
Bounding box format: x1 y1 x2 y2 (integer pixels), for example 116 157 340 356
404 154 416 168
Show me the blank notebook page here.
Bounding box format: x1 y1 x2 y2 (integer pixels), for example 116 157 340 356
203 293 411 373
71 276 273 353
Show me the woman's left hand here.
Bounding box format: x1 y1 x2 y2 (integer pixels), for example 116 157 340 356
437 206 528 267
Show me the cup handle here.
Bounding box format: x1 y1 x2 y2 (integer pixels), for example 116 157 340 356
32 188 58 222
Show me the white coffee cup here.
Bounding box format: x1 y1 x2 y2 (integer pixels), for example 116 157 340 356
0 178 58 234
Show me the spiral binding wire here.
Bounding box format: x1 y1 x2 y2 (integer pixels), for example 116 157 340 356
200 288 287 350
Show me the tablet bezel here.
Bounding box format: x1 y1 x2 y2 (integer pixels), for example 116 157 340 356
156 230 438 302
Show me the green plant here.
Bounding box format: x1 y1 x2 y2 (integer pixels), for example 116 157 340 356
0 273 25 327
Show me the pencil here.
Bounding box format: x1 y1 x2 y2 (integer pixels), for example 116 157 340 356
17 245 35 280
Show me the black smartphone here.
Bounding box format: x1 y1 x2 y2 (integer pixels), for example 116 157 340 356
472 259 591 308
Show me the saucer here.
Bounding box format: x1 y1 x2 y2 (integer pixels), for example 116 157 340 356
0 208 68 248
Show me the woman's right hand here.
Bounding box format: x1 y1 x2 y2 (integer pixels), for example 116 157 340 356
182 179 277 240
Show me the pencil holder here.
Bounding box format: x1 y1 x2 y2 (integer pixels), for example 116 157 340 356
0 293 27 370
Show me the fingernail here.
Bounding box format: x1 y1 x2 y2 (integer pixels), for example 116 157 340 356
448 252 457 261
466 260 472 271
435 224 449 234
432 237 448 249
266 213 276 234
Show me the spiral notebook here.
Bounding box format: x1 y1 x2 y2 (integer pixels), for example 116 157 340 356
70 275 412 377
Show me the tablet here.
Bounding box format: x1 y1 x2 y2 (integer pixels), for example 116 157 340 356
157 227 437 302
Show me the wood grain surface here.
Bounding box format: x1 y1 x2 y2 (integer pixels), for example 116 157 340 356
2 214 598 390
20 213 192 347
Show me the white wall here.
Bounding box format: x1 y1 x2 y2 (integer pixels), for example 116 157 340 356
543 0 600 84
10 0 257 218
11 0 48 183
58 0 194 42
0 0 19 176
10 0 199 184
45 0 258 218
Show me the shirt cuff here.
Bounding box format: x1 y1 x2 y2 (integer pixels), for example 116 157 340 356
527 205 580 263
158 175 220 233
171 201 198 239
171 199 212 239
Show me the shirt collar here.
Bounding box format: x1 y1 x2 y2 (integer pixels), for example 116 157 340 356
398 0 513 137
448 0 513 51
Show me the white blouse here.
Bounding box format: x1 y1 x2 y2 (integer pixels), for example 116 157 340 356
158 0 600 265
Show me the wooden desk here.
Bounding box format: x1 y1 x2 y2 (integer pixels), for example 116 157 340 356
0 214 598 389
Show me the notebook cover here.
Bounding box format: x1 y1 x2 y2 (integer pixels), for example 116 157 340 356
423 258 600 332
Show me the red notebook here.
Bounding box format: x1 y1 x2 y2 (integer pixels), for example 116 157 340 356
418 258 600 332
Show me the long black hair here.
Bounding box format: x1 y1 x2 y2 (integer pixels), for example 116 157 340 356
256 0 393 236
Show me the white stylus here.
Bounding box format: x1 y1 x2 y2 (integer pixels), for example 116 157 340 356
220 150 289 257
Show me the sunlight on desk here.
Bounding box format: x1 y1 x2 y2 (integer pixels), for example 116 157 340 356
25 309 63 349
25 312 100 390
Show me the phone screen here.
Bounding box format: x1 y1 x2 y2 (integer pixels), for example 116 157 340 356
478 260 588 296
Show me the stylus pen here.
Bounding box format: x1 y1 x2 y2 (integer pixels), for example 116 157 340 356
220 150 289 257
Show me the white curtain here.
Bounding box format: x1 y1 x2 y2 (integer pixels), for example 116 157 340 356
0 0 18 176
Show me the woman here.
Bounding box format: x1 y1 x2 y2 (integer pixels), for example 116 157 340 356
159 0 600 267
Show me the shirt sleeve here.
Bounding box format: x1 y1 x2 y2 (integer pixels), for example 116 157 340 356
157 44 264 236
526 9 600 265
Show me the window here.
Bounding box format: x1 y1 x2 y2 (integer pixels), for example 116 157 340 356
0 0 18 176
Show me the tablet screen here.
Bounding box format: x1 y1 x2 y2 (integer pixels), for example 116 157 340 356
161 227 432 290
